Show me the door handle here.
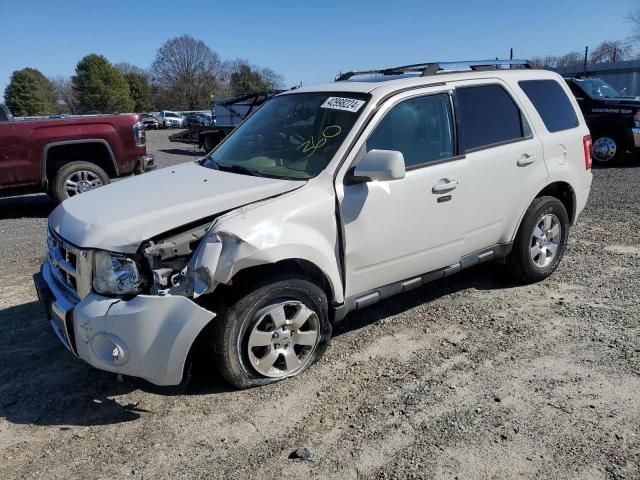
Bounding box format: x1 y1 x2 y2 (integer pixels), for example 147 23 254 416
432 179 458 193
517 154 536 167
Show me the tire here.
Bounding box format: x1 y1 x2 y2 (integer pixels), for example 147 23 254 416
212 275 332 389
506 196 569 283
203 134 217 152
591 133 622 164
52 161 110 203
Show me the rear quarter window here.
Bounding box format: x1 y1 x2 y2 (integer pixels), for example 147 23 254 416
519 80 579 133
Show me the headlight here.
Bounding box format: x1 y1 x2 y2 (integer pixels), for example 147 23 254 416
93 251 143 295
634 111 640 128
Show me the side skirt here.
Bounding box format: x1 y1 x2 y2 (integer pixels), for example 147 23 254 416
332 243 513 322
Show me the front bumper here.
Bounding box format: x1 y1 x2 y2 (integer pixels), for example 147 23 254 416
34 261 215 386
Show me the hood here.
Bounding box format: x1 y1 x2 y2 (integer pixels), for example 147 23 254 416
600 97 640 110
49 162 305 253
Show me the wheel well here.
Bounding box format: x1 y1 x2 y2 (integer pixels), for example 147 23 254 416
45 142 117 184
535 182 576 223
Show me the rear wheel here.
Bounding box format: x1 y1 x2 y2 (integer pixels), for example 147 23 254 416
202 134 218 152
212 275 331 389
592 133 622 164
507 196 569 283
52 161 110 202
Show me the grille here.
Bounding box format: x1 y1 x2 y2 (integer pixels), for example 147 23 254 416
47 230 92 299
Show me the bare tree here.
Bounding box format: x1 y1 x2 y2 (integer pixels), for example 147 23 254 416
50 75 77 113
151 35 222 110
629 9 640 43
556 51 583 67
590 40 632 63
114 62 148 77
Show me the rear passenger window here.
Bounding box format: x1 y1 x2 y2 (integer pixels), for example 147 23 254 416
519 80 579 132
456 84 529 152
367 94 454 168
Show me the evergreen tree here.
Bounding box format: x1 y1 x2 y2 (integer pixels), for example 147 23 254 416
3 68 57 116
124 72 153 112
72 54 134 113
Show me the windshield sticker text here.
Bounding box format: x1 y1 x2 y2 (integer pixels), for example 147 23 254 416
297 125 342 157
321 97 365 113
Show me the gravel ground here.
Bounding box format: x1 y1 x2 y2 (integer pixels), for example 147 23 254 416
0 130 639 480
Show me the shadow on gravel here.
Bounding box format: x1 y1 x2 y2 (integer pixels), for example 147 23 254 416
159 148 202 157
0 194 56 219
0 300 232 428
334 263 518 337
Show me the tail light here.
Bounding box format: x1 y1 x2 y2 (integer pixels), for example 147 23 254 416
583 135 592 170
133 121 146 147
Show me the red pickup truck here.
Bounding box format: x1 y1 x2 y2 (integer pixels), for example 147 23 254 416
0 104 154 202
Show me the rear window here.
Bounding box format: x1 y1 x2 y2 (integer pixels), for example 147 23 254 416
519 80 579 133
456 84 529 152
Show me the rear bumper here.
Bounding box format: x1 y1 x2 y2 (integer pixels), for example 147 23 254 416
34 261 215 386
136 154 155 173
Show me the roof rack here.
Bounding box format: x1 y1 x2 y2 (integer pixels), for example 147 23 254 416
335 59 532 81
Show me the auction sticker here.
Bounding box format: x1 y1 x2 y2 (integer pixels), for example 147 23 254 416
321 97 365 113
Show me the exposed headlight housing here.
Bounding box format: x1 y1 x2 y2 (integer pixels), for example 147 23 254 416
93 251 143 295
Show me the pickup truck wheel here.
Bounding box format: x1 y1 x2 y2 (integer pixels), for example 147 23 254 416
212 275 331 389
592 134 621 164
52 161 110 202
507 196 569 283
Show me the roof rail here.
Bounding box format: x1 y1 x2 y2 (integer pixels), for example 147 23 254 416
335 59 532 81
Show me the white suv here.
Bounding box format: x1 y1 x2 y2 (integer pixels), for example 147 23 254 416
157 111 184 128
35 60 592 388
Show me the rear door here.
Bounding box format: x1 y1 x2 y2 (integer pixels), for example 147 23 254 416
452 81 548 253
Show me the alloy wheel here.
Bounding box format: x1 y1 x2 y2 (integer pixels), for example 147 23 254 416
64 170 104 197
530 213 561 268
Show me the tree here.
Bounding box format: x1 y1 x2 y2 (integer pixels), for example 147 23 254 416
225 59 285 96
151 35 222 110
3 68 57 116
124 72 153 112
72 54 134 113
50 76 77 113
629 9 640 43
589 40 632 63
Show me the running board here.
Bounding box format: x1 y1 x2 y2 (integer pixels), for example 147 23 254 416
332 243 512 322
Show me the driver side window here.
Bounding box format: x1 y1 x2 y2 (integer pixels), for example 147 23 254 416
366 94 455 168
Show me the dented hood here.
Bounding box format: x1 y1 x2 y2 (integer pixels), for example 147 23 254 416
49 162 305 253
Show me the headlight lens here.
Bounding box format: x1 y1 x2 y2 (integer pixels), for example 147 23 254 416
93 251 143 295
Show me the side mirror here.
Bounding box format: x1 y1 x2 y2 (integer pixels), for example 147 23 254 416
352 149 406 182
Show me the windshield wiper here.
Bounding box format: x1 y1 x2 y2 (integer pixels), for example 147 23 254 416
214 161 265 177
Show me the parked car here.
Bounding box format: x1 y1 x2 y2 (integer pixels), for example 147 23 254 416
564 75 640 164
157 111 184 128
34 60 592 389
185 113 211 127
140 113 159 130
0 106 154 202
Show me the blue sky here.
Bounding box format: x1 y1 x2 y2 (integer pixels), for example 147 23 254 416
0 0 638 93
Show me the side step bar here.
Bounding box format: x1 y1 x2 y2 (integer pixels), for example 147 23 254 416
332 243 512 322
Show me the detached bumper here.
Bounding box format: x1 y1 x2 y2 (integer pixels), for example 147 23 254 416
34 262 215 386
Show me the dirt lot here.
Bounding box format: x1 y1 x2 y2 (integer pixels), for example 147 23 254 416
0 130 639 480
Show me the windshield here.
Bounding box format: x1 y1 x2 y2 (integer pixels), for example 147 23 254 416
166 112 179 118
202 92 369 179
576 78 621 98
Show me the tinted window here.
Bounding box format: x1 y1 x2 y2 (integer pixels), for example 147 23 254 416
456 85 526 152
367 94 454 168
519 80 579 132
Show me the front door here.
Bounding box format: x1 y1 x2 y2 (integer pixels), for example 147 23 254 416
340 91 468 298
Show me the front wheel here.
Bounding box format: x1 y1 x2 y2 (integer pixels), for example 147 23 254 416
212 275 331 389
506 196 569 283
52 161 110 202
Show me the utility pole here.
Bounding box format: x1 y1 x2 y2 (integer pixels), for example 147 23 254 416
613 47 617 63
510 48 513 60
583 46 589 72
